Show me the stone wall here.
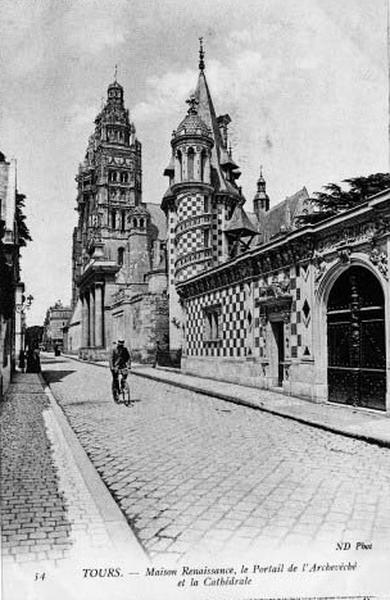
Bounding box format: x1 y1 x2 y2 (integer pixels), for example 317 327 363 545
111 292 169 364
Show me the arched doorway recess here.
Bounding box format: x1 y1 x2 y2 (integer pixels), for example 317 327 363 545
327 266 386 410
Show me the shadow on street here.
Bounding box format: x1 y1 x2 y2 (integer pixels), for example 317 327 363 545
42 370 76 383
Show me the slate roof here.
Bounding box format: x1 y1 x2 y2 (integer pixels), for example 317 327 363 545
225 205 258 235
193 71 241 198
254 187 310 244
176 111 212 138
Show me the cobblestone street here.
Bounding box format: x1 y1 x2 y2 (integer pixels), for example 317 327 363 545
0 369 142 571
42 355 390 562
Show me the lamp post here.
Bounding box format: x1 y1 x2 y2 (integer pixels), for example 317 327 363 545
15 293 33 366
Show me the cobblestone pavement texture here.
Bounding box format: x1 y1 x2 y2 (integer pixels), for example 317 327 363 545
42 355 390 562
0 371 116 565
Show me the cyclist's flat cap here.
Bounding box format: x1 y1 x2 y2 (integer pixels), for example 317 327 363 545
118 339 125 344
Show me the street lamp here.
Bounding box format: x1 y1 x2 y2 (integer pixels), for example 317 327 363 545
15 293 33 365
15 293 34 313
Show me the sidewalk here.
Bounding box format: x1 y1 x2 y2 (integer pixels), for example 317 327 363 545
0 371 146 569
64 354 390 448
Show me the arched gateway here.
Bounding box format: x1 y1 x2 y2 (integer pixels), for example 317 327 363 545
327 266 386 410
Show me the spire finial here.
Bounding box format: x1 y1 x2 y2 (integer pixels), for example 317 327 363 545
114 64 118 82
199 37 205 71
260 164 263 177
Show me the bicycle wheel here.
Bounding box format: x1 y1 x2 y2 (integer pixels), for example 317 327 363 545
112 381 120 403
122 381 131 405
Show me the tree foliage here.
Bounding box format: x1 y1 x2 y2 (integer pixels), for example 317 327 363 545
15 193 32 246
298 173 390 225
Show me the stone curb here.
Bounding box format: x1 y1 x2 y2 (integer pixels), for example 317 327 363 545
61 354 390 450
38 372 148 563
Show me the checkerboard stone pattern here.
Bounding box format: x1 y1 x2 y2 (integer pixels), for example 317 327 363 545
174 192 218 282
185 265 308 362
176 193 204 281
186 283 249 358
168 211 177 287
216 202 230 262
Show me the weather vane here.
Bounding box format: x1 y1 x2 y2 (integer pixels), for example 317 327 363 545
186 94 199 114
114 64 118 81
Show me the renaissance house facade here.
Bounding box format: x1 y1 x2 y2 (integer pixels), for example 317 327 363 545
162 46 390 411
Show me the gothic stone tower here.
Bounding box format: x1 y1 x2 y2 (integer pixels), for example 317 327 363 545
161 42 243 351
72 79 142 305
71 77 160 359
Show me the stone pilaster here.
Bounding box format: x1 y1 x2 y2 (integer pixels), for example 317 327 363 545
89 288 95 347
81 293 89 347
95 283 104 347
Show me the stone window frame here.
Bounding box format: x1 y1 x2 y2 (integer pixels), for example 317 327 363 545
203 304 222 343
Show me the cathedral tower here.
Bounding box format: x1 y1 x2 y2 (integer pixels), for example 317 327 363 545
73 76 142 286
70 75 165 360
162 41 243 351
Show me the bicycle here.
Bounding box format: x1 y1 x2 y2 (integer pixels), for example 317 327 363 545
111 368 132 406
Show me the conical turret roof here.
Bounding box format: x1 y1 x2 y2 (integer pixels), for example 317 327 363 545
225 205 258 236
174 95 212 139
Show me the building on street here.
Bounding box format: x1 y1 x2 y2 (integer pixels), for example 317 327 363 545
0 151 29 398
42 301 72 351
162 44 390 412
25 325 44 350
69 77 169 362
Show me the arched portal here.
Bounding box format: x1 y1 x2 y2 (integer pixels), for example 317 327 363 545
327 266 386 410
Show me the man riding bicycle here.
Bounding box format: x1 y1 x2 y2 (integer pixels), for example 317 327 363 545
109 339 131 401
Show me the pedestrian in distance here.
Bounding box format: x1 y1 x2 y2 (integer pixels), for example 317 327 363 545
18 348 26 373
34 347 41 373
26 345 41 373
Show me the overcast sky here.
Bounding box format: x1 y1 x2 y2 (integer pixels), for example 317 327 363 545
0 0 388 325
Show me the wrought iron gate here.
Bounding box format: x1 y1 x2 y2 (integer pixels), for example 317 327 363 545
327 266 386 410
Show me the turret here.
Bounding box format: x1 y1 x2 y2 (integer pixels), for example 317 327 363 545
170 95 213 188
253 165 270 215
161 39 243 352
